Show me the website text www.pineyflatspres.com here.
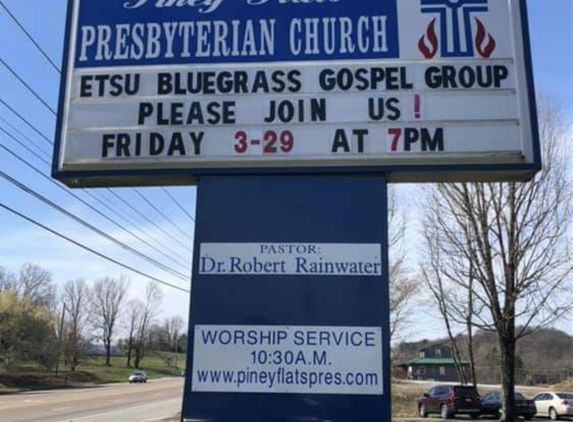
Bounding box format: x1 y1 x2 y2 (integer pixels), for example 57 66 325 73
196 366 379 390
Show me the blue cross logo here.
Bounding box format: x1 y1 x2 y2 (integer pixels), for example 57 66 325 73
421 0 489 57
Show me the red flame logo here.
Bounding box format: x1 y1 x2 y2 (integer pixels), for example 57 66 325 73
418 19 438 59
475 18 496 58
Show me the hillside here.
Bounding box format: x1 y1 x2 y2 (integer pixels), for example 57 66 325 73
393 327 573 385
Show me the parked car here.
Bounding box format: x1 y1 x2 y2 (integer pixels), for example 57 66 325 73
128 371 147 383
418 385 481 419
480 391 536 420
533 392 573 420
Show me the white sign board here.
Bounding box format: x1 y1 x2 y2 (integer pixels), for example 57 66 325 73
199 243 382 276
192 325 383 395
53 0 540 186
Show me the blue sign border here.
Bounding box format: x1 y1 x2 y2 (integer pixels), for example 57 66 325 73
52 0 541 187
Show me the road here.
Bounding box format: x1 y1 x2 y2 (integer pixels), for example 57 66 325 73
0 377 183 422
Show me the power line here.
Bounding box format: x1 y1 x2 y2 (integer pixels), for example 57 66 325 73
0 1 61 73
84 188 192 266
0 120 191 266
0 98 192 258
0 58 57 115
1 40 194 251
0 123 50 166
108 190 191 251
0 17 193 237
0 99 52 144
0 202 189 293
0 15 195 289
134 188 191 239
0 165 190 282
0 125 191 278
0 115 50 156
162 187 195 222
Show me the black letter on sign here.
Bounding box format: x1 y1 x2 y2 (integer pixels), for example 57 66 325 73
80 76 94 98
494 66 509 87
117 133 131 157
353 129 368 153
422 128 444 151
387 98 401 121
150 133 165 156
157 73 172 95
138 103 154 125
404 128 419 151
168 133 186 156
331 129 351 153
190 132 204 156
102 134 115 158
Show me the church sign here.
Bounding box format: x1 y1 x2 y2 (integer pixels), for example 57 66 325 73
53 0 539 186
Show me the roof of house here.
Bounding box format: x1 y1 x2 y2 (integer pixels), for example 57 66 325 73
419 343 449 351
407 357 470 366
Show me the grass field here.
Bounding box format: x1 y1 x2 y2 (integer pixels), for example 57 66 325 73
0 351 186 394
392 381 428 417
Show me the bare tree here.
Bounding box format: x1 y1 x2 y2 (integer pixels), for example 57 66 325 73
387 186 418 342
164 315 186 352
62 279 90 371
0 264 55 310
124 299 143 368
0 266 16 291
91 276 130 366
147 323 167 351
16 263 55 309
421 239 472 385
133 282 163 368
420 99 572 420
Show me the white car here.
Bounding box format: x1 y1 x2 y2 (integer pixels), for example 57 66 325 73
128 371 147 384
533 392 573 420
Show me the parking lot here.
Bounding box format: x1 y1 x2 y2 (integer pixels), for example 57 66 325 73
392 381 573 421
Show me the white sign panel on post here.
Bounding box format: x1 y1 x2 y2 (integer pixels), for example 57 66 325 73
192 325 384 395
199 243 383 276
53 0 540 187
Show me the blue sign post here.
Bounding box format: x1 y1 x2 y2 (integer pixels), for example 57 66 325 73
183 175 390 421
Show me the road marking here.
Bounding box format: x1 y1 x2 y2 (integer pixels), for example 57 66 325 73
51 406 72 412
113 399 128 403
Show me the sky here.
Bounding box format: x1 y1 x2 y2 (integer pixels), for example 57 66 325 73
0 0 197 323
0 0 571 342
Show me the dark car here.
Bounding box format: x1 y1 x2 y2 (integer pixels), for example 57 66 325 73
418 385 481 419
480 391 536 420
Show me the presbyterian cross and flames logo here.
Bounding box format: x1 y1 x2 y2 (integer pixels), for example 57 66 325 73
418 0 496 59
